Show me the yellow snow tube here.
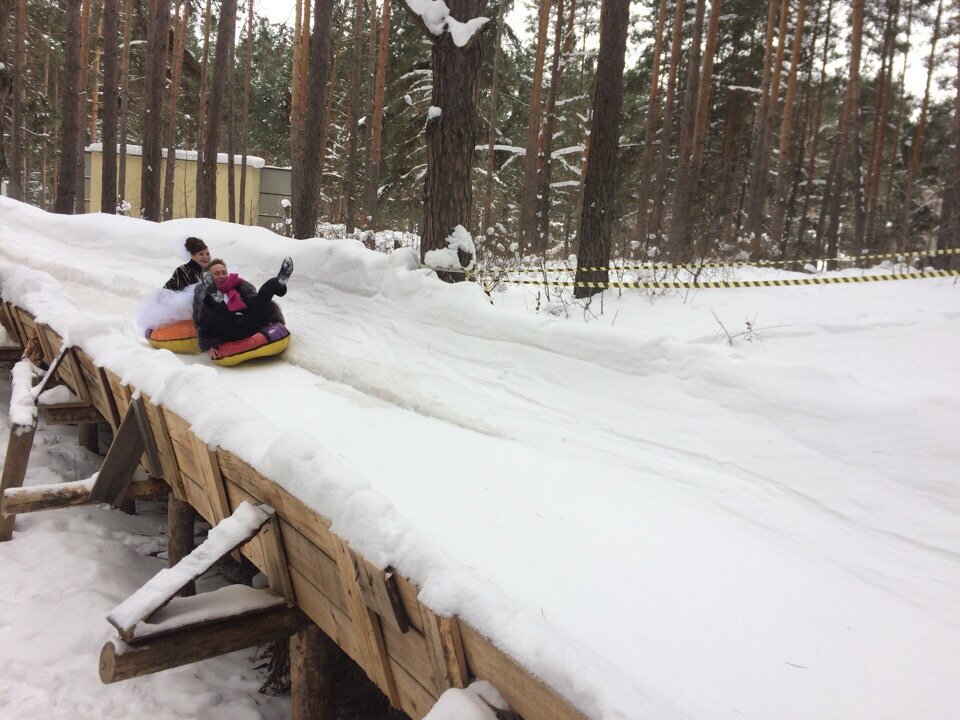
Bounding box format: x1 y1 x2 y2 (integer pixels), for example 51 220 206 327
210 324 291 367
147 320 200 354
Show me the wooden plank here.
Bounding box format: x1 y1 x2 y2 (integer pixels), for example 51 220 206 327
99 605 308 683
0 424 38 541
332 537 401 707
131 396 164 479
33 324 58 367
87 406 146 506
192 436 231 524
259 512 296 602
40 402 103 425
96 366 122 430
0 302 22 344
354 557 411 634
3 476 169 516
459 622 590 720
0 347 22 362
141 397 186 499
420 607 469 694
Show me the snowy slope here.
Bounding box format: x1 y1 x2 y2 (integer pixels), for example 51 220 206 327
1 198 958 720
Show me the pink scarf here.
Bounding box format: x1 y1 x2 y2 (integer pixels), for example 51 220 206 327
216 273 248 312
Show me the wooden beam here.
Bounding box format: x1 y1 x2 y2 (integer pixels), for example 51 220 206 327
0 424 38 541
353 556 411 634
0 347 22 362
40 402 104 425
2 476 168 516
167 494 197 597
131 396 164 480
193 435 232 523
420 607 469 693
87 406 147 506
290 625 336 720
99 605 309 683
141 397 186 499
332 537 401 707
260 511 296 602
96 366 122 430
78 422 100 454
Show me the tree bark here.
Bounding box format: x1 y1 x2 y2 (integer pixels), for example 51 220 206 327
573 0 629 298
239 0 253 225
518 0 553 249
141 0 171 221
55 0 83 214
8 0 26 200
101 0 119 213
342 0 365 232
291 0 334 239
881 0 913 247
196 0 239 219
163 0 190 220
895 0 942 251
481 0 507 235
227 30 237 224
117 0 134 207
936 24 959 268
75 0 91 213
364 0 391 231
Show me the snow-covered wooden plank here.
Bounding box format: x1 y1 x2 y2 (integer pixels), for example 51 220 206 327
2 475 168 516
9 358 42 428
107 501 275 639
130 584 287 641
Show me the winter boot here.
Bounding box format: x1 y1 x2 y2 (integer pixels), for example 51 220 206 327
277 256 294 286
201 271 224 304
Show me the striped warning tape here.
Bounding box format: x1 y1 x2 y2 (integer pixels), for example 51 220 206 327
477 247 960 274
481 269 959 290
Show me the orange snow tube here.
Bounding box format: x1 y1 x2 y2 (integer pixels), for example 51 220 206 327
210 323 291 367
146 320 200 354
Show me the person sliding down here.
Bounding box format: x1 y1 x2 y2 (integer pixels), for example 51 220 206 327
193 257 294 352
165 236 211 290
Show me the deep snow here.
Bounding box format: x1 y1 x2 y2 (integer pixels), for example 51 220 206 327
1 198 958 719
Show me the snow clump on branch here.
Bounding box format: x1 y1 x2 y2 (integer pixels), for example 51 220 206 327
404 0 489 47
424 225 476 272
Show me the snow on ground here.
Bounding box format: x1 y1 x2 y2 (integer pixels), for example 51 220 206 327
0 375 290 720
1 198 959 719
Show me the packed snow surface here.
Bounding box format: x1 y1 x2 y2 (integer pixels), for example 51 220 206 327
1 199 959 719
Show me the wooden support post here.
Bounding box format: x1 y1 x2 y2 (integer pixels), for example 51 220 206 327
131 397 164 480
78 422 100 454
332 537 401 707
0 424 38 541
260 512 295 602
99 605 309 683
167 494 197 597
87 405 146 506
420 607 469 693
290 625 336 720
41 403 104 425
193 435 232 523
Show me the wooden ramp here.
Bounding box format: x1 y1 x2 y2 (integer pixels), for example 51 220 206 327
0 300 588 720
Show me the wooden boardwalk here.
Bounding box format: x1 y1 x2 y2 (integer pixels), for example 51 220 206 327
0 299 587 720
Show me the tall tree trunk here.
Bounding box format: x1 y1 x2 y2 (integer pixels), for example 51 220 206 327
291 0 334 239
141 0 171 221
56 0 83 214
227 30 237 224
481 0 507 235
769 0 808 250
573 0 629 298
518 0 553 249
817 0 863 263
117 0 133 207
8 0 26 200
744 0 784 256
402 0 490 275
342 0 365 232
536 0 577 249
239 0 253 225
363 0 379 230
634 0 668 245
896 0 942 251
101 0 119 213
648 0 686 246
319 18 342 219
75 0 91 213
795 0 833 257
881 0 913 247
163 0 189 220
195 0 214 203
365 0 391 231
290 0 308 222
90 14 103 139
196 0 239 219
863 0 898 250
936 28 959 267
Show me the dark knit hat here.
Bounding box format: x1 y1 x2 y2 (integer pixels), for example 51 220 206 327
185 237 208 255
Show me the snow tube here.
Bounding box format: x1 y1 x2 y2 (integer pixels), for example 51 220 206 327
146 320 200 354
210 323 291 367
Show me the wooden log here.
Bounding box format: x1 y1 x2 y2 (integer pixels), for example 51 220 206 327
167 494 197 597
99 605 309 683
2 476 168 516
41 402 104 425
0 423 38 541
87 406 146 506
290 625 336 720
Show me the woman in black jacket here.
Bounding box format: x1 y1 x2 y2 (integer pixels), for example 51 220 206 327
164 237 211 291
192 257 293 351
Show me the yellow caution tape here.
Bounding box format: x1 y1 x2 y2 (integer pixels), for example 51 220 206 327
478 247 960 275
483 269 959 290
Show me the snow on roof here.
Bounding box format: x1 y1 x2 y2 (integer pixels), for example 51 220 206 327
86 143 267 169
